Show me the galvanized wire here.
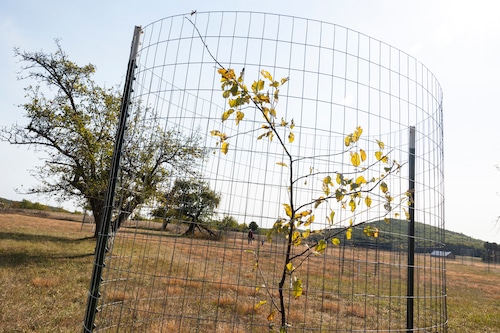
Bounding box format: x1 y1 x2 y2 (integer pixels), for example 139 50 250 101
88 11 446 332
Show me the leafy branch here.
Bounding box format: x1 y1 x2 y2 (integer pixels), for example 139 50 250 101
186 15 406 332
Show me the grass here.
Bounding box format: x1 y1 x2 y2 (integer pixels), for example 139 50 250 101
0 213 499 332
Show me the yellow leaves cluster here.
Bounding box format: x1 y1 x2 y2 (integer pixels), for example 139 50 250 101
213 67 292 154
363 225 380 238
344 126 363 147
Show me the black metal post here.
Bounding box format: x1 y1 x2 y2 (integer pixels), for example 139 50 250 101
407 126 416 331
83 26 142 332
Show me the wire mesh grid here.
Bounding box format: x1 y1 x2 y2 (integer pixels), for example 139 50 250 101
88 11 446 332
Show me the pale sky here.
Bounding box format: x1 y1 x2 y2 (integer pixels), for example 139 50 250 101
1 0 500 243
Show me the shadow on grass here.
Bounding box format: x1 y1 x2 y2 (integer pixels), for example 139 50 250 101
0 231 95 268
0 231 93 243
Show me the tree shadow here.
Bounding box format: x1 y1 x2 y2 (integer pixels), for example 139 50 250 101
0 231 95 268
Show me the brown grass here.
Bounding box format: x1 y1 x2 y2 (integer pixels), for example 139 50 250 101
1 213 499 332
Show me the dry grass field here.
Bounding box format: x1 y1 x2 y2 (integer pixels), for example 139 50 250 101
0 213 498 332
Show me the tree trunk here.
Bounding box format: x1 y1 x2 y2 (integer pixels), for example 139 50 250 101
89 198 105 239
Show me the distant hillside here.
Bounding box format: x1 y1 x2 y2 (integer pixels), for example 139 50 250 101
311 219 485 257
0 197 72 214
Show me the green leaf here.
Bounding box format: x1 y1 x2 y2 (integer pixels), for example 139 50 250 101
380 181 389 194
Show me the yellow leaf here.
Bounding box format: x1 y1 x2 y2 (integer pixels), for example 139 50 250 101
353 126 363 142
360 149 367 162
404 208 410 220
235 111 244 125
288 132 295 143
286 262 294 272
290 118 295 129
304 215 315 227
344 134 352 147
332 238 340 246
267 311 276 321
355 175 367 184
292 230 301 244
314 197 324 209
351 152 361 167
296 210 312 218
276 162 288 167
323 176 332 185
375 151 388 163
365 196 372 207
364 226 379 238
376 139 385 149
222 109 234 121
328 210 335 224
346 227 352 240
302 229 310 239
261 69 273 81
221 141 229 154
292 277 303 299
349 199 356 212
281 118 287 126
315 239 327 253
281 77 289 85
283 203 293 218
254 300 267 310
210 130 221 137
251 80 265 93
336 173 343 185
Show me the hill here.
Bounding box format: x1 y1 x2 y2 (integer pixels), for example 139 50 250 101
309 218 485 257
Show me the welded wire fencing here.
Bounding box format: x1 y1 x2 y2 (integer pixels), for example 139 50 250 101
84 11 446 332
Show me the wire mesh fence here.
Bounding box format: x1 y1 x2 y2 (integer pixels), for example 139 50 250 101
84 11 446 332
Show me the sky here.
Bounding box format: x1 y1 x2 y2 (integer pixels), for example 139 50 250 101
1 0 500 243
